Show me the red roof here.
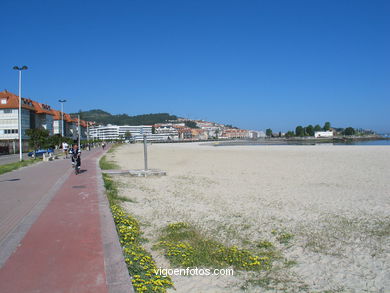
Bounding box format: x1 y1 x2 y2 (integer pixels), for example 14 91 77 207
0 90 36 111
32 100 53 115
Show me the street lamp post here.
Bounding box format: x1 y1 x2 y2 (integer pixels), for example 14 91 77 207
13 66 28 162
58 99 66 137
78 114 81 149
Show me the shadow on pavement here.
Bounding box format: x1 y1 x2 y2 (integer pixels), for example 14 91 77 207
0 178 21 183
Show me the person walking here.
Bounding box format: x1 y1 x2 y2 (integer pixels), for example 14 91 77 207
62 141 69 159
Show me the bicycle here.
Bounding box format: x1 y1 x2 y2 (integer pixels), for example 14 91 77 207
71 152 81 175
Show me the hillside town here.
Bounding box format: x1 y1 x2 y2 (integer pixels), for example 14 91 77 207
0 90 264 152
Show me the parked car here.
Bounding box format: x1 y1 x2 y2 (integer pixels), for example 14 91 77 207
28 149 54 157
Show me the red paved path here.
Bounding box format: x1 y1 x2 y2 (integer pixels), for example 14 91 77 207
0 148 126 293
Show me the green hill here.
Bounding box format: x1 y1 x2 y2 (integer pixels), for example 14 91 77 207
70 109 178 125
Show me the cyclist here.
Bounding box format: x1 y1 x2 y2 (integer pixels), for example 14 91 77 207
69 144 81 174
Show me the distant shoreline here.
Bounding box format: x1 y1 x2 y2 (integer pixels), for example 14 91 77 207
211 135 390 146
149 135 389 146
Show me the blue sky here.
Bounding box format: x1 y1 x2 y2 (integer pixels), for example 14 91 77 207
1 0 389 132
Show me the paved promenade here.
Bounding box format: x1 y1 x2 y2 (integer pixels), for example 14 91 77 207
0 153 29 165
0 147 132 293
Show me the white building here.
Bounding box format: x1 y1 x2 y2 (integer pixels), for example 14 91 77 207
89 125 162 141
154 124 179 140
314 131 333 138
0 90 37 140
249 130 266 138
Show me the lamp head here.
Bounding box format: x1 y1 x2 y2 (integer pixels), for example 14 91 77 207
13 66 28 71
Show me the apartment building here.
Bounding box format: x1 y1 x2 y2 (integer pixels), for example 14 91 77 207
0 90 90 145
32 100 54 135
154 124 179 140
221 128 250 139
0 90 36 140
89 125 154 141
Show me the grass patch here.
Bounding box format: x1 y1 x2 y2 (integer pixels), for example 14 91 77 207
102 173 135 203
100 152 173 292
272 229 294 245
107 143 122 153
154 222 273 271
99 155 120 170
0 159 40 175
111 205 173 292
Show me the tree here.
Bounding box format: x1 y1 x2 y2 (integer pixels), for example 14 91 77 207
295 126 304 137
184 121 199 128
124 131 132 139
26 129 50 150
306 125 314 136
266 128 272 137
343 127 355 136
285 131 295 138
314 124 322 132
151 126 156 134
47 134 63 149
215 129 220 139
323 122 331 131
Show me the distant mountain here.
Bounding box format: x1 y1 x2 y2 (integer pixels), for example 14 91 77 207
70 109 178 126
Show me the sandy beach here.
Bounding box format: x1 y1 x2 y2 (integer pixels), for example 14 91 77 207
107 143 390 292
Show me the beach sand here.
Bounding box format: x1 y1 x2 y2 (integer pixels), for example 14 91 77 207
107 143 390 292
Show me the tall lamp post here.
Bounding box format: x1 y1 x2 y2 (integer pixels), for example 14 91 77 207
58 99 66 137
13 66 28 161
78 114 81 149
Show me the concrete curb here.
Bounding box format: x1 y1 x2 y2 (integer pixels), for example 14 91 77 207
96 154 134 293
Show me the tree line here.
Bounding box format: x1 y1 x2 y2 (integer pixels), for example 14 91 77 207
266 122 357 138
73 109 178 126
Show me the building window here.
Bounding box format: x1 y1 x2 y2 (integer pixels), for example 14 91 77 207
4 109 12 113
1 99 6 104
3 129 18 134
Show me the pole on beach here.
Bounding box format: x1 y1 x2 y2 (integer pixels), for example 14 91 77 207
143 129 148 171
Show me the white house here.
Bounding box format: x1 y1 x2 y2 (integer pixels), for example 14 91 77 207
314 131 333 138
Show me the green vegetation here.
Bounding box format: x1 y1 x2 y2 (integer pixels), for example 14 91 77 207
111 204 173 292
99 155 120 170
343 127 355 136
225 124 238 129
0 159 39 175
124 131 132 140
266 128 272 137
271 230 294 245
155 222 273 271
71 109 177 126
100 154 172 292
26 128 50 149
314 124 322 132
295 126 304 137
285 130 295 138
305 124 314 136
184 120 199 128
323 121 331 131
102 173 134 203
